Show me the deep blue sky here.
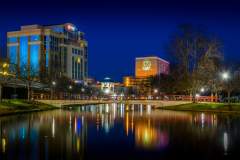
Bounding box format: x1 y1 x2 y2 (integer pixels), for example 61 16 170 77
1 0 240 81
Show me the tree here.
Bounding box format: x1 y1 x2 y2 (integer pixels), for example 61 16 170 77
20 63 39 101
168 24 223 102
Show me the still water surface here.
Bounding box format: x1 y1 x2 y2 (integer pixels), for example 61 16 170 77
0 103 239 160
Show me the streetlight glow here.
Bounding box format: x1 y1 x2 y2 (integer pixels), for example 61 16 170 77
222 72 229 80
52 81 56 86
200 88 205 93
154 89 158 94
69 85 72 89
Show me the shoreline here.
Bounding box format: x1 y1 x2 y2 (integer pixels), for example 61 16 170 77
1 100 240 117
157 107 240 114
0 107 58 117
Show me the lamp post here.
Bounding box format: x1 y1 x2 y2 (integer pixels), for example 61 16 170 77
69 85 72 100
153 89 158 100
81 88 85 100
51 81 56 100
222 72 230 105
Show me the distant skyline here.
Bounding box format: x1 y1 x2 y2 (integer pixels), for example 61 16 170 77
1 0 240 81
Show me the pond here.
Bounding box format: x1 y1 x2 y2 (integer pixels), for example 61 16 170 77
0 103 239 160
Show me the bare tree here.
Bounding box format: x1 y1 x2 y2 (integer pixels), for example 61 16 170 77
168 24 223 102
20 63 39 101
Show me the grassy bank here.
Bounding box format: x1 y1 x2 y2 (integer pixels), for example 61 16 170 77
158 102 240 113
0 99 58 116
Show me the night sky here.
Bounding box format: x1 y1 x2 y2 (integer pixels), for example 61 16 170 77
1 0 240 81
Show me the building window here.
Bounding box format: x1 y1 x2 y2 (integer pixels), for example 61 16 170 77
30 44 40 76
75 61 77 79
20 36 28 77
78 62 80 79
84 60 87 77
81 59 83 79
8 37 17 43
64 47 67 72
72 56 74 79
9 46 17 64
30 35 40 41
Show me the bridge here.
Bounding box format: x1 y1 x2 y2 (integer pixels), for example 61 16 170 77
37 99 191 108
0 77 48 89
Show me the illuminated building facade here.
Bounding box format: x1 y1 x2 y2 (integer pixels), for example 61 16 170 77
135 56 169 77
100 77 125 96
101 77 115 94
123 56 169 96
7 23 88 81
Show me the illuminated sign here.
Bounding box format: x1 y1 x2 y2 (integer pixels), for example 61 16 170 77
66 24 76 31
142 60 151 71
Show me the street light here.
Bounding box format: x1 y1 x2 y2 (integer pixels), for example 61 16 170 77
52 81 56 86
222 72 230 80
221 71 231 105
51 81 56 100
68 85 73 100
153 89 158 94
200 87 205 93
81 88 85 92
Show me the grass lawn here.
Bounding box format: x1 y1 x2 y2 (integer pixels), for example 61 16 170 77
160 102 240 113
0 99 58 116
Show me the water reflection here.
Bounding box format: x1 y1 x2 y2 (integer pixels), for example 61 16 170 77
0 103 239 159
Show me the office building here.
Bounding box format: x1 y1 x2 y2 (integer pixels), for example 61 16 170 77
123 56 169 96
7 23 88 81
135 56 169 78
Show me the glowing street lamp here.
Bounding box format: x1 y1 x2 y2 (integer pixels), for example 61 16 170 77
200 87 205 93
222 72 230 80
153 89 158 94
51 81 56 100
81 88 85 92
221 71 231 104
52 81 56 86
69 85 72 90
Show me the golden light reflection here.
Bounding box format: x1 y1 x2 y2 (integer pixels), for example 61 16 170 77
126 112 129 136
135 123 169 149
2 138 6 153
77 138 80 152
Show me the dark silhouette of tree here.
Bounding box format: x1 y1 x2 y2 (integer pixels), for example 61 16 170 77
167 24 223 102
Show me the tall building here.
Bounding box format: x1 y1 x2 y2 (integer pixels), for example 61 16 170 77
7 23 88 81
135 56 169 77
123 56 169 96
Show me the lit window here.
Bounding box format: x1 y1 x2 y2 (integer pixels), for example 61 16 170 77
30 35 40 41
8 37 17 43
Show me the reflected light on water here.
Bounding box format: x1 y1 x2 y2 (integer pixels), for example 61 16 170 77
224 132 228 155
147 105 151 115
135 123 169 150
140 104 143 116
113 103 116 119
120 104 124 117
125 112 129 136
0 103 238 159
2 138 6 153
52 117 55 138
201 113 205 128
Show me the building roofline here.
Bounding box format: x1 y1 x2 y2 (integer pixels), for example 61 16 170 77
135 56 169 64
